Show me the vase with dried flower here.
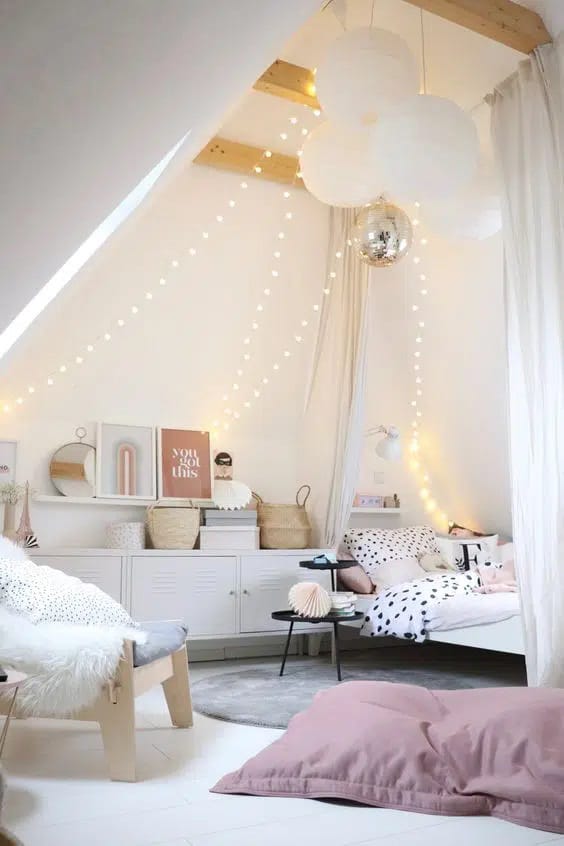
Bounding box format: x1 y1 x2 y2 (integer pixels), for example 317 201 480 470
0 483 24 541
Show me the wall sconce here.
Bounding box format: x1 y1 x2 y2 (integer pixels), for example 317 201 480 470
367 425 401 461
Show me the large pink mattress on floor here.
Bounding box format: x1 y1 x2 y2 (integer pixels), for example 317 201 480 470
212 681 564 833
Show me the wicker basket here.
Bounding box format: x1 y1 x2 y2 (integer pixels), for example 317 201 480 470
256 485 312 549
146 504 200 549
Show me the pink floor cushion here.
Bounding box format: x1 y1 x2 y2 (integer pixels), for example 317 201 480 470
212 681 564 834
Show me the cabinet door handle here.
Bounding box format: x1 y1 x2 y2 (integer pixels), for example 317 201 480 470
243 589 250 595
229 590 236 596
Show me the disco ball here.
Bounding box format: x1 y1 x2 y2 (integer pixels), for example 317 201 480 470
351 200 413 267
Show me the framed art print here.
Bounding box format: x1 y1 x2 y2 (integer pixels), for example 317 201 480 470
0 441 17 484
157 428 213 502
96 423 156 500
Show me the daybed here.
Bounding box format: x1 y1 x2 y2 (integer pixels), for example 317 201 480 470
338 527 524 656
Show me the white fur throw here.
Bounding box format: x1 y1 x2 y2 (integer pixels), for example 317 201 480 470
0 537 28 563
0 607 144 716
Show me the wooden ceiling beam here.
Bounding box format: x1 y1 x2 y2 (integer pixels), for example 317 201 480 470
194 136 304 187
253 59 320 109
401 0 551 54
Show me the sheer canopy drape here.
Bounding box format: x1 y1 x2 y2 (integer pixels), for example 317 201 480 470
302 208 370 548
490 35 564 686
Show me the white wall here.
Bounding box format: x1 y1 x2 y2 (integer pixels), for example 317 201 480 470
0 164 328 546
0 168 511 547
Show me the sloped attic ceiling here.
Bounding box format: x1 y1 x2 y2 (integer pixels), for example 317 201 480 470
0 0 319 338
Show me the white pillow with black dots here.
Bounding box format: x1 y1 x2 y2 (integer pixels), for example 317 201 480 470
0 557 137 629
343 526 440 582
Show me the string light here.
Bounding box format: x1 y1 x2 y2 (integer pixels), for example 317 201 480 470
405 216 449 531
4 110 319 417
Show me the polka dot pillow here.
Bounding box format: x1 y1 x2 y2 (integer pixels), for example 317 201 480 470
0 557 137 628
342 527 440 582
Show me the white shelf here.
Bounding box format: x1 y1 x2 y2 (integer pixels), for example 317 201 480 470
350 507 405 514
35 495 155 507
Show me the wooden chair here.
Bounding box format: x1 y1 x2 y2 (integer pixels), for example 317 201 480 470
2 640 193 783
77 640 193 782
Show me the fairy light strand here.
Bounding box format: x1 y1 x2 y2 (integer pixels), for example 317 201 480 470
406 208 448 531
1 104 322 415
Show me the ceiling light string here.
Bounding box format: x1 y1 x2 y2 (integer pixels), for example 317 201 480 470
1 117 317 415
214 121 315 431
211 249 338 438
0 200 239 410
420 8 428 96
405 211 449 531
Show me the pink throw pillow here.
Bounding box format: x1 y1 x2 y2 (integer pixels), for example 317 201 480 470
337 564 374 594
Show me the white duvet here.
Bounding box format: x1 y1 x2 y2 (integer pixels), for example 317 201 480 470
425 591 520 631
358 572 519 643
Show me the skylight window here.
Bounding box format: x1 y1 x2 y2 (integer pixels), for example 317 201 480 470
0 132 190 361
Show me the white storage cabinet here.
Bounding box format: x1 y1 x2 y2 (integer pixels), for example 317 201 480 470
31 548 331 640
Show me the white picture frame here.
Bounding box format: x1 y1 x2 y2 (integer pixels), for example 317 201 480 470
0 441 17 484
96 423 156 500
157 427 214 504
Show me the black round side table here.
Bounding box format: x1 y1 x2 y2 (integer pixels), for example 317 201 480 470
300 556 358 592
272 610 364 682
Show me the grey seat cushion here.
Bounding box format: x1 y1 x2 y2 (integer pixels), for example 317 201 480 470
133 621 188 667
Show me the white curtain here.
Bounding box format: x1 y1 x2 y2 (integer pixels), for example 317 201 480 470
490 35 564 686
302 208 370 548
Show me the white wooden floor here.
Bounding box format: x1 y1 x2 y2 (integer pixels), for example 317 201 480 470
2 658 563 846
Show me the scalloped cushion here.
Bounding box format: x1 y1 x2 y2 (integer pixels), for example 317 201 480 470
213 681 564 834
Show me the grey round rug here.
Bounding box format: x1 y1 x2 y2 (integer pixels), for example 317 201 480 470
192 645 526 728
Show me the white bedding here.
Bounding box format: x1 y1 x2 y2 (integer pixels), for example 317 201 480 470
425 592 520 631
356 572 520 643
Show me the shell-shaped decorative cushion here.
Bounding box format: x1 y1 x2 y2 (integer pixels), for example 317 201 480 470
288 581 331 618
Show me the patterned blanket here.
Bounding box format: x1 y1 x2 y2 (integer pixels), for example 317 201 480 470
360 571 480 642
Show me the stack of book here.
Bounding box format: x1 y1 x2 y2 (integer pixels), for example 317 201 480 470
329 592 357 616
204 509 257 527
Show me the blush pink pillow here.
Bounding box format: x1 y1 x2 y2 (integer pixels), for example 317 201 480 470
213 681 564 834
337 565 373 594
336 543 373 594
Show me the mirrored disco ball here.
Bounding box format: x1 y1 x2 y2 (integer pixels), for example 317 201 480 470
351 200 413 267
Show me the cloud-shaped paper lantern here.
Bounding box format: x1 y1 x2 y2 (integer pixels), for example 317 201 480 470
423 157 502 240
374 95 479 202
300 121 383 207
315 27 418 126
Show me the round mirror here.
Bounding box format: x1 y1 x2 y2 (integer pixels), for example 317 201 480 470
50 440 96 498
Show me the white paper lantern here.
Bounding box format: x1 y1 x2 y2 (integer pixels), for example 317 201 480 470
300 121 383 207
423 157 502 240
288 582 332 618
374 95 479 202
316 27 418 126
